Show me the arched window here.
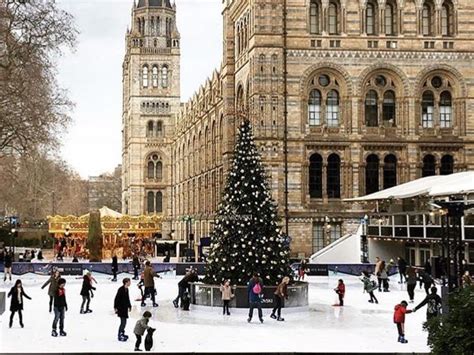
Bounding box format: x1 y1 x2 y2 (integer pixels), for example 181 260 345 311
326 90 339 127
383 154 397 189
147 161 155 179
155 192 163 213
236 24 240 56
439 91 452 128
161 66 168 88
422 91 434 128
142 65 149 88
308 89 321 126
156 121 163 137
327 154 341 198
422 2 434 36
441 2 453 37
383 91 396 126
147 191 154 213
385 1 397 35
147 121 154 137
328 2 339 35
440 155 454 175
366 154 380 194
366 1 377 35
422 154 436 177
310 0 320 34
152 66 159 87
365 90 378 127
156 161 163 181
309 153 323 198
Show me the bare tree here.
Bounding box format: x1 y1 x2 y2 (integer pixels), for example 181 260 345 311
0 0 77 156
0 150 89 220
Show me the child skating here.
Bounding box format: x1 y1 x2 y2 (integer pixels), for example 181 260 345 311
361 271 378 304
333 279 345 306
133 311 154 351
393 300 412 343
220 279 234 315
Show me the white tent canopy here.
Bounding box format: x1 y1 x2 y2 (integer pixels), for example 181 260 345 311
346 171 474 202
80 206 123 218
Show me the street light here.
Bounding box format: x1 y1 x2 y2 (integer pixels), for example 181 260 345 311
11 227 16 256
361 215 369 263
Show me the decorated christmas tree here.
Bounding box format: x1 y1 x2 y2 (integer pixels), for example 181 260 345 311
205 120 292 286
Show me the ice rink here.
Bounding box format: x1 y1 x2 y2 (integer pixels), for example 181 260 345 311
0 271 431 353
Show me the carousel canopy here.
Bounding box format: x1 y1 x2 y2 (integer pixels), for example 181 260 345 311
80 206 123 219
346 171 474 202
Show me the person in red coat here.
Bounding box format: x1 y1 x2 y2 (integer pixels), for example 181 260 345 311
333 279 345 306
393 301 412 343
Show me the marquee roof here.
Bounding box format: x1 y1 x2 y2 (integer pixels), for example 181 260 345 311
346 171 474 202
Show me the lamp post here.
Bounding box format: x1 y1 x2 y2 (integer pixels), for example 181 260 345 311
11 227 16 256
183 216 193 261
361 214 369 263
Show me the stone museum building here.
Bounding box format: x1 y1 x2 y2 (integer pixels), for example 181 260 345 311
122 0 474 258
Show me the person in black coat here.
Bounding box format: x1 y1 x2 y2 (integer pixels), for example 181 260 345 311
397 257 407 284
80 272 96 314
52 278 68 337
4 251 13 282
112 254 118 282
114 278 132 342
173 268 199 308
8 279 32 328
132 254 140 280
413 286 443 321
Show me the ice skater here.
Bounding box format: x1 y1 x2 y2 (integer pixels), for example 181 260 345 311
333 279 345 306
419 270 434 294
132 253 141 280
51 278 68 337
397 257 407 284
393 300 412 343
133 311 153 351
80 271 96 314
8 279 32 328
114 278 132 342
247 273 264 323
406 267 417 303
379 260 390 292
142 261 160 307
413 286 442 321
297 259 307 281
3 250 12 282
270 276 289 321
220 279 234 315
361 271 378 304
42 269 61 312
173 268 199 308
112 253 118 282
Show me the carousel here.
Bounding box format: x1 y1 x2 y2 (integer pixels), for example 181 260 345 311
47 207 162 260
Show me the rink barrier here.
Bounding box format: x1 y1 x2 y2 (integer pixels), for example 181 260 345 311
1 262 175 276
290 263 399 277
189 282 309 309
0 291 5 315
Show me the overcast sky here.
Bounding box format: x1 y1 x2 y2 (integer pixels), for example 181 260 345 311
56 0 222 179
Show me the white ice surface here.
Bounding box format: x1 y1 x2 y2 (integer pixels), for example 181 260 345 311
0 272 431 353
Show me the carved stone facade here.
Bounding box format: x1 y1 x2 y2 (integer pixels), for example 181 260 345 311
122 0 180 237
124 0 474 258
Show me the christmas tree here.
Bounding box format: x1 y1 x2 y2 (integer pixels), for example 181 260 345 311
204 120 292 286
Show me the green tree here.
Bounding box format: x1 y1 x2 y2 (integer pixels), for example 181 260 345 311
204 120 291 286
425 286 474 354
87 210 103 262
